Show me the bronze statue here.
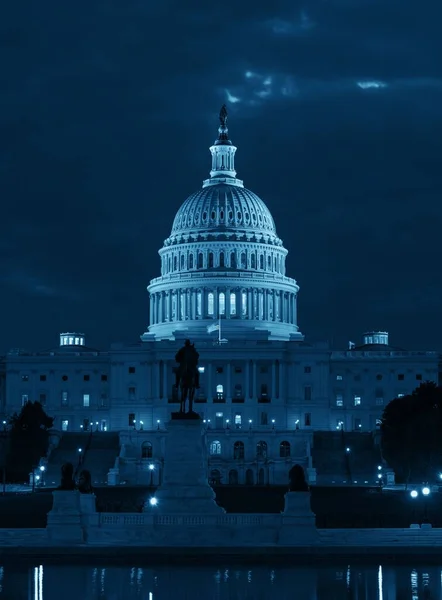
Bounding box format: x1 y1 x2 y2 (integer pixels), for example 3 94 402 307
78 469 93 494
174 339 200 416
219 104 228 129
57 462 76 490
288 464 309 492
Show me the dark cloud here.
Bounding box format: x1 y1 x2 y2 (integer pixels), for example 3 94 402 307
1 0 441 352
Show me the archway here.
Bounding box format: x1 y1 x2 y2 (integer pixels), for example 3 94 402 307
245 468 254 485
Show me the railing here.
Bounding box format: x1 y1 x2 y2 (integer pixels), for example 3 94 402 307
100 513 272 527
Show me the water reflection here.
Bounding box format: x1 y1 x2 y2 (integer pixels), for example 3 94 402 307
0 563 441 599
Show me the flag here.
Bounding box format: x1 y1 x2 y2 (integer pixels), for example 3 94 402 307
207 323 220 334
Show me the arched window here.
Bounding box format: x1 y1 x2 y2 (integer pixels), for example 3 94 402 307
141 441 153 459
280 441 291 458
208 292 214 315
198 253 203 269
196 290 202 317
180 255 185 269
230 292 236 315
229 469 239 485
219 292 225 315
210 440 222 455
256 441 267 459
233 441 244 460
174 256 178 271
168 257 171 273
219 252 225 267
259 254 264 269
216 384 224 400
189 253 194 269
267 255 271 269
208 252 214 268
251 253 256 269
210 469 222 485
240 252 246 268
230 252 236 268
241 291 247 316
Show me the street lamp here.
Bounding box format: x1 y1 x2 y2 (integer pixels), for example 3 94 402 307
133 419 136 430
156 419 160 430
95 421 99 431
140 421 144 431
410 487 431 523
248 419 252 431
271 419 275 430
295 419 300 430
148 463 155 486
149 497 158 507
78 448 82 466
346 447 351 453
225 419 230 429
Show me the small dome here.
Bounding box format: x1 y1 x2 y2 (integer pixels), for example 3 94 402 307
170 183 277 239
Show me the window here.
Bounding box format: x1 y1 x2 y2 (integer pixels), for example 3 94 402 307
260 383 268 397
101 374 108 382
61 420 69 432
376 374 383 381
336 375 343 381
256 441 267 458
129 366 136 374
208 293 214 316
229 469 239 484
128 387 136 399
280 441 291 458
241 291 247 316
83 374 90 381
83 394 90 407
240 252 246 268
376 397 384 406
354 395 362 406
416 374 422 381
398 374 404 381
197 291 202 316
398 393 405 398
260 366 268 374
21 394 29 406
40 374 46 382
21 375 29 382
208 252 214 268
230 252 236 268
198 253 203 269
216 384 224 400
210 440 222 455
304 412 311 427
304 386 312 401
304 366 311 374
141 441 152 459
219 292 225 315
375 389 383 405
260 411 268 425
128 413 135 427
62 375 68 381
234 366 242 374
335 394 343 407
234 413 242 428
219 252 225 267
39 393 46 406
61 391 68 406
100 393 107 407
233 441 244 460
230 292 236 315
216 366 223 374
234 384 243 398
198 366 205 374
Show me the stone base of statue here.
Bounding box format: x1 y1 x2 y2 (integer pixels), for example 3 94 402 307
46 490 85 542
146 416 224 514
279 492 318 544
306 467 317 485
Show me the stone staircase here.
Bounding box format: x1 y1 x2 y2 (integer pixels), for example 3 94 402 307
345 432 383 484
81 432 120 486
44 432 91 486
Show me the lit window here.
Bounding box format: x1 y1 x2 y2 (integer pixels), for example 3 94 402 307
196 291 202 316
74 337 80 345
83 394 90 407
230 292 236 315
304 386 312 401
208 293 214 316
336 375 343 381
354 395 361 406
210 440 222 455
68 337 74 345
61 392 68 406
234 413 242 427
336 394 343 407
21 394 28 406
61 420 69 431
219 292 225 315
198 366 205 374
241 292 247 316
21 374 29 382
397 393 405 398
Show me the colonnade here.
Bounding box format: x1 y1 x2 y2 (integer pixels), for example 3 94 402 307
149 287 297 326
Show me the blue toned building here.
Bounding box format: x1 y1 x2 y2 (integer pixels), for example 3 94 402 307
0 108 438 485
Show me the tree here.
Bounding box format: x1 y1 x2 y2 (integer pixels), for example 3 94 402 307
381 382 442 484
6 401 54 482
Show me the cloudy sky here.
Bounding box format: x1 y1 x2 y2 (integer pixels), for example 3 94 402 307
1 0 441 352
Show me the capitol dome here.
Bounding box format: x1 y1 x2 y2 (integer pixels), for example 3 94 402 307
142 105 303 342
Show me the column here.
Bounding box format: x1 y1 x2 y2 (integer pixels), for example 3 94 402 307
183 289 188 320
248 290 253 319
272 290 276 321
154 362 160 399
226 288 231 318
207 364 213 401
201 288 206 318
149 295 153 326
271 361 276 399
214 289 219 318
226 362 232 401
191 290 196 320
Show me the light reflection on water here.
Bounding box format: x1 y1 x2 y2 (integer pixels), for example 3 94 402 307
0 563 440 599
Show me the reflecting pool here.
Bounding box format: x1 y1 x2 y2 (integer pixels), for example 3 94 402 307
0 563 441 599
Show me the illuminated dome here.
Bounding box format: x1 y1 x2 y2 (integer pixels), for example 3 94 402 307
142 105 303 342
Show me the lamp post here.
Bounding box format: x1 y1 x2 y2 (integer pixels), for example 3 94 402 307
148 463 155 486
410 487 432 524
39 465 45 487
271 419 275 430
157 419 160 430
248 419 252 431
78 448 82 467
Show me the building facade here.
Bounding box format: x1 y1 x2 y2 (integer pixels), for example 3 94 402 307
0 108 438 483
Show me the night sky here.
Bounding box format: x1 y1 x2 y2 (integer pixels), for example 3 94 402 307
1 1 441 353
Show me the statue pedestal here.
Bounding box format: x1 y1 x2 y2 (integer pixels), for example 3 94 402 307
107 468 120 486
46 491 84 542
306 467 317 485
279 491 318 544
146 417 224 514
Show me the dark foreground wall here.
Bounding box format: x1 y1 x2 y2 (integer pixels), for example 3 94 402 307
0 485 439 528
